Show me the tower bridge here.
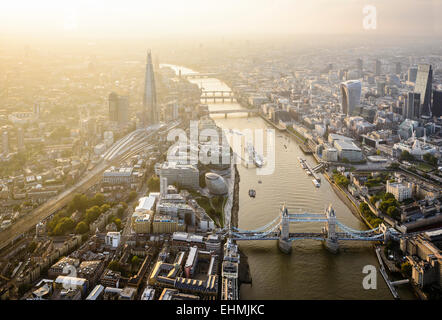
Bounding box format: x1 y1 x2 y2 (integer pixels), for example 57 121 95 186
225 204 411 254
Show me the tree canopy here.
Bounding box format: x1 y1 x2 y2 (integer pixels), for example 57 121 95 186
127 191 138 202
423 153 438 166
85 205 102 225
51 217 75 236
147 175 160 192
108 260 122 272
400 150 414 162
333 173 349 188
131 256 140 266
75 221 89 234
401 262 412 278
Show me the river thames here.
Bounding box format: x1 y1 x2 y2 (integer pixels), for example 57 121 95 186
163 64 415 300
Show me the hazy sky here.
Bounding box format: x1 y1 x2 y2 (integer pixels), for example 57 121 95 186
0 0 440 38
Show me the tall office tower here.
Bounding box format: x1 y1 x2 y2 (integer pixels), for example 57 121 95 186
356 58 363 72
432 89 442 118
395 62 401 74
375 59 382 76
376 81 386 97
405 92 421 119
17 127 24 151
117 96 129 125
414 64 433 117
340 80 362 116
109 92 119 121
143 50 158 126
109 92 129 125
2 131 9 155
33 103 40 117
408 67 418 82
338 69 347 81
347 70 360 80
84 118 97 137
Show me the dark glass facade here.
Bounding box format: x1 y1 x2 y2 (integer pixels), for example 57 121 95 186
432 89 442 118
414 64 433 116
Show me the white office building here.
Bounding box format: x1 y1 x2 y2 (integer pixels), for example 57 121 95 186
333 140 363 162
323 147 338 162
159 162 199 189
105 232 121 248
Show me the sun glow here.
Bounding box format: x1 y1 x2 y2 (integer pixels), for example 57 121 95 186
0 0 440 37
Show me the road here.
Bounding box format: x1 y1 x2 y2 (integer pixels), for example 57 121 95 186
121 181 150 244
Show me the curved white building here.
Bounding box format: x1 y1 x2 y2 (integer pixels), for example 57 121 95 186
340 80 362 116
205 172 228 195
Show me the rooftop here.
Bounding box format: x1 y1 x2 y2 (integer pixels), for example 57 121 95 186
135 195 156 212
334 139 361 151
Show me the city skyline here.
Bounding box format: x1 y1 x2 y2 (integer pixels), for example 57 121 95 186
0 0 441 306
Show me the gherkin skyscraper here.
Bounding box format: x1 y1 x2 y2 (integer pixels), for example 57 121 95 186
143 50 158 125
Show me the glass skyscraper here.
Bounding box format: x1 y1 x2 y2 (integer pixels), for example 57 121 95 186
432 89 442 118
143 50 158 125
405 92 421 120
109 92 119 122
109 92 129 125
375 59 381 76
340 80 361 116
414 64 433 117
407 66 418 82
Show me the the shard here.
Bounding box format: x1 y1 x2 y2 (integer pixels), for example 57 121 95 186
143 50 158 125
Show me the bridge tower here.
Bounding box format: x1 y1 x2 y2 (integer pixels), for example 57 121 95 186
379 223 390 243
324 204 339 253
278 205 292 254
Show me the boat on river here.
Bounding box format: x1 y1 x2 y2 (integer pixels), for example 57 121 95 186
312 179 320 188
